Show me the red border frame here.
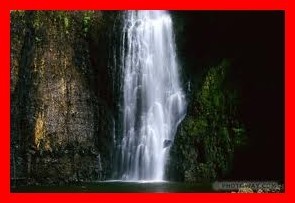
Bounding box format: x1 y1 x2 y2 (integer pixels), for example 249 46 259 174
1 0 293 202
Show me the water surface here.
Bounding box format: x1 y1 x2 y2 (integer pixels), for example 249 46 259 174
12 181 213 193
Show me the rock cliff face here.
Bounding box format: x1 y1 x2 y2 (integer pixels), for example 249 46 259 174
11 11 117 185
167 11 283 182
166 60 246 182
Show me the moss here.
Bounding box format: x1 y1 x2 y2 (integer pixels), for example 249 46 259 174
34 111 46 149
167 59 246 182
82 11 95 37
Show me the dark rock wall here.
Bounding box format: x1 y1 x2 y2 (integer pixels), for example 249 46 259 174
11 11 117 185
168 11 284 182
167 60 246 182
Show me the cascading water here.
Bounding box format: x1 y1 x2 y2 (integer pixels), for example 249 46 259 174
117 10 186 181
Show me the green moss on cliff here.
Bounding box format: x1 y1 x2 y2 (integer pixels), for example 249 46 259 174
167 60 246 182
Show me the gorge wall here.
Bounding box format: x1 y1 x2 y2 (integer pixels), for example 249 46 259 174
167 11 283 182
11 11 118 185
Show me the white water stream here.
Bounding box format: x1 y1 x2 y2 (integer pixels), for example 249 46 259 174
118 10 186 181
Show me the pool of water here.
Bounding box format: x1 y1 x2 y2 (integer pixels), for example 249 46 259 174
11 181 214 193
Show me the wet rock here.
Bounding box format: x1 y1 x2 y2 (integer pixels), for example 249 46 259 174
11 11 117 185
163 139 172 148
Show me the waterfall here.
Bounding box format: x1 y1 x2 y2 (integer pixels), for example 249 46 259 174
117 10 186 181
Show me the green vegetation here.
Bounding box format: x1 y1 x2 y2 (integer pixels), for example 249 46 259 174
168 59 246 182
83 11 94 36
